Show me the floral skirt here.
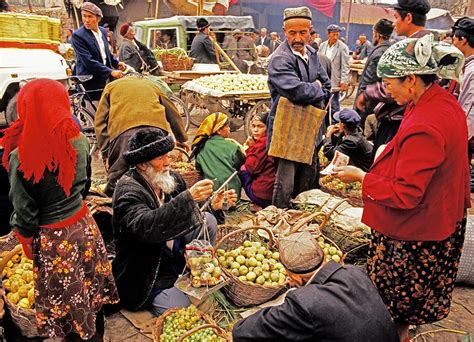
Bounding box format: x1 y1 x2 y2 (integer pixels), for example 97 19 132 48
367 218 466 325
33 211 119 339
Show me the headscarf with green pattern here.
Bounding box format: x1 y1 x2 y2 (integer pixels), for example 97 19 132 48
377 34 464 82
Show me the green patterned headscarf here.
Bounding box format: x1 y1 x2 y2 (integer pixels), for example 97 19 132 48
377 34 465 82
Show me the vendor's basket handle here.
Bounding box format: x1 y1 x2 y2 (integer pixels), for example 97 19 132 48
215 226 275 251
177 324 229 342
173 147 192 162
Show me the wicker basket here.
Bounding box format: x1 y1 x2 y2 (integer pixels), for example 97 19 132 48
0 232 18 255
152 307 225 341
0 245 39 338
177 324 230 342
320 184 363 208
171 147 202 189
161 53 194 72
216 226 288 307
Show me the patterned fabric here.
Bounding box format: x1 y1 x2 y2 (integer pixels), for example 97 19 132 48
33 211 119 339
377 34 465 82
367 217 466 325
191 112 228 150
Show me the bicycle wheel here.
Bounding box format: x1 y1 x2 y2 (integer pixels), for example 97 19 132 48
184 91 210 127
170 95 190 132
244 99 271 138
74 107 97 155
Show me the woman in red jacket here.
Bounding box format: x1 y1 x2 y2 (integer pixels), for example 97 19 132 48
334 35 469 341
240 112 276 209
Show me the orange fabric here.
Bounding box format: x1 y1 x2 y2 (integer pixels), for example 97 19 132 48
0 79 80 196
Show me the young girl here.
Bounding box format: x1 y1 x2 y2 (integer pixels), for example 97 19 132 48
192 112 245 198
240 112 276 209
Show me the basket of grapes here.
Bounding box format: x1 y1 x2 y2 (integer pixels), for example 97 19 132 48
215 226 288 307
320 175 363 207
153 305 230 342
170 147 202 189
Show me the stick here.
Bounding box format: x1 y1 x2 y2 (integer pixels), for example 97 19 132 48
200 171 238 211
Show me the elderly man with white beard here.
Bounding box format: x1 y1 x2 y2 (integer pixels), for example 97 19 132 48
112 127 237 316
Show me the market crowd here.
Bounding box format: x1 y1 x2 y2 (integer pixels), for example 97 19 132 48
0 0 473 341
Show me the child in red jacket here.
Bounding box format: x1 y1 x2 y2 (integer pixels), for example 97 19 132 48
240 112 276 209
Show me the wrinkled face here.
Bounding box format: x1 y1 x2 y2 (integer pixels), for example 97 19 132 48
394 10 411 36
327 31 339 44
146 152 172 173
81 11 100 31
217 123 231 138
383 76 415 105
251 119 267 139
127 27 135 40
283 18 312 53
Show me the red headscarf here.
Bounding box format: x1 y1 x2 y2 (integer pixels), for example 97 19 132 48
0 79 80 196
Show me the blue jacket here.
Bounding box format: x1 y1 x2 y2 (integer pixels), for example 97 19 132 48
267 40 331 146
72 26 119 97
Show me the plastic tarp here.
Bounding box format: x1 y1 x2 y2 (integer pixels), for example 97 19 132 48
176 15 255 31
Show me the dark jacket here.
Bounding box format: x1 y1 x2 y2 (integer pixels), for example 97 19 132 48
245 135 276 201
72 26 119 99
267 41 331 146
0 146 13 235
112 169 221 311
356 40 392 98
118 39 142 73
324 127 373 171
190 32 217 64
232 261 399 342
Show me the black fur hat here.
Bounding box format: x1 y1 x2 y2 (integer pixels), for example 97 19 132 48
123 127 175 165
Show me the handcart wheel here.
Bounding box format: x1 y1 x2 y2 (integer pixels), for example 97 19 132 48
244 99 271 138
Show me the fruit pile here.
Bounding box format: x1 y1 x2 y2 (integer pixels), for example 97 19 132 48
187 250 224 288
160 305 226 342
320 175 362 195
172 161 196 172
317 236 343 263
217 241 287 286
1 250 34 309
194 74 268 93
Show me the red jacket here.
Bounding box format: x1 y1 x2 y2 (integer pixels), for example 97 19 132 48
245 135 276 200
362 84 471 241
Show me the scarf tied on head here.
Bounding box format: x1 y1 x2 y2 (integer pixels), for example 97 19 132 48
191 112 228 155
0 79 80 196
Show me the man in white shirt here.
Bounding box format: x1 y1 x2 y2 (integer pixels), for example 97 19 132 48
72 2 125 101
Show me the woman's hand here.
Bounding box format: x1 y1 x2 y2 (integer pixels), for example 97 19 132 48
189 179 214 202
333 166 366 183
211 189 237 210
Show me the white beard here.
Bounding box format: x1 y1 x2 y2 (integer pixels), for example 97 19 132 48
142 166 177 194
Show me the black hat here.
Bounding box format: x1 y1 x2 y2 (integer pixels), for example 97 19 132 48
334 109 360 124
394 0 430 15
123 127 175 165
196 18 210 30
374 18 394 37
453 17 474 35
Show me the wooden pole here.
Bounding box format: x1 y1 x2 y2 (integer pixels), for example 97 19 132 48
345 0 353 43
73 5 80 30
210 36 241 73
198 0 204 15
155 0 160 19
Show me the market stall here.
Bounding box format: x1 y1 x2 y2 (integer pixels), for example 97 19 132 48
181 73 271 136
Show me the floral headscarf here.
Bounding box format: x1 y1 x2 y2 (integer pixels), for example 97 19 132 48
191 112 228 154
377 34 465 82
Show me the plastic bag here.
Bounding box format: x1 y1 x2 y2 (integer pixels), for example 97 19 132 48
185 239 224 288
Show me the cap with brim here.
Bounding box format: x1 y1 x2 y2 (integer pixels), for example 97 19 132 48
374 18 394 37
283 6 312 21
196 17 210 29
81 2 103 17
334 108 361 124
453 17 474 35
327 24 344 32
393 0 430 15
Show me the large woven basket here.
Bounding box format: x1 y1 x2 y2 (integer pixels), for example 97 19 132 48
319 183 363 207
177 324 230 342
161 53 194 72
216 226 288 307
171 147 202 189
152 307 228 341
0 245 39 338
0 232 18 255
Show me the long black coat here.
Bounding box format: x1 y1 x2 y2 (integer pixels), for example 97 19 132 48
232 261 399 342
112 169 204 311
190 32 217 64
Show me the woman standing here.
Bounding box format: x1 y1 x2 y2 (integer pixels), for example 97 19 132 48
334 35 470 341
1 79 118 340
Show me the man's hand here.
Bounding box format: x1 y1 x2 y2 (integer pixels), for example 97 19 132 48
333 166 366 183
314 80 322 88
339 83 349 92
189 179 214 202
325 124 341 139
111 70 124 79
355 93 366 111
176 141 191 152
211 189 238 210
118 62 127 71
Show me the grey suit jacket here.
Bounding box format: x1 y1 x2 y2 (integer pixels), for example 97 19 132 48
190 32 217 64
118 39 142 72
319 39 349 88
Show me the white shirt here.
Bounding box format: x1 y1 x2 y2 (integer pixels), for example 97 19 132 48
291 47 309 64
325 43 335 60
92 28 107 65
